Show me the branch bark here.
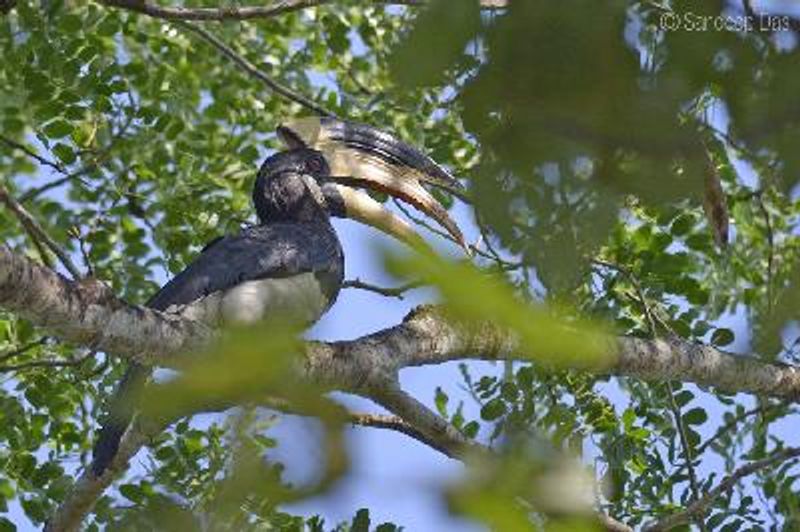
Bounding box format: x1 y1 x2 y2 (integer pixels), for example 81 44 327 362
3 246 800 528
99 0 507 22
3 244 800 398
0 245 213 365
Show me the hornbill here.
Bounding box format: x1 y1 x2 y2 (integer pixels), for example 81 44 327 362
91 118 466 476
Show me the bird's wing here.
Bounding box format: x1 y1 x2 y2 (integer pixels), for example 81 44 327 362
91 222 342 476
146 222 343 311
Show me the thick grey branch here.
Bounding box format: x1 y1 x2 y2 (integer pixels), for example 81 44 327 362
4 245 800 398
363 381 477 458
4 245 800 397
0 245 212 365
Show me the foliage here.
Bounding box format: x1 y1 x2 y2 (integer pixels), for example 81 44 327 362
2 0 800 530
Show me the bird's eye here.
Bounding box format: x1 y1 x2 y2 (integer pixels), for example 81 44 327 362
305 156 326 174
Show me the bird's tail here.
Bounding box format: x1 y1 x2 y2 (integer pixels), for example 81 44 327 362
91 363 149 476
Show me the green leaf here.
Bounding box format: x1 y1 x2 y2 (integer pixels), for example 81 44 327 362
434 387 448 417
481 398 506 421
673 389 694 408
710 328 735 347
97 15 120 37
43 120 74 138
682 407 708 426
463 421 480 439
119 483 143 504
0 517 16 532
60 14 83 33
670 213 696 236
351 508 370 532
52 143 76 164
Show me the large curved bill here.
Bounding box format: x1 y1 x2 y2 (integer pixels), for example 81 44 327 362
321 183 430 252
279 117 465 197
278 117 468 251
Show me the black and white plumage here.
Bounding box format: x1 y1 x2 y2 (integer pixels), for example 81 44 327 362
91 120 466 476
92 149 344 475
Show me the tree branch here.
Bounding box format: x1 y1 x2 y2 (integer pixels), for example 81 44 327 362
99 0 507 22
363 380 478 458
643 446 800 531
349 412 461 456
0 349 94 373
3 245 800 397
45 416 158 532
174 21 335 117
0 134 66 174
342 278 421 299
0 244 213 365
599 513 634 532
0 186 83 279
0 337 48 363
3 246 800 528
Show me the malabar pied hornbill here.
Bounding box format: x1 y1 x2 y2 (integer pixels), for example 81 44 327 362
91 118 466 476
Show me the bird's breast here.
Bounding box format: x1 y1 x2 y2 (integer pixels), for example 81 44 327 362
169 273 332 326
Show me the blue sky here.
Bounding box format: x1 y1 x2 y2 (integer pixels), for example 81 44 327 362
7 2 800 528
280 202 489 531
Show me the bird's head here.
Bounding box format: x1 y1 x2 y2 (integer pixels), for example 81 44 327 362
253 148 333 224
274 117 468 252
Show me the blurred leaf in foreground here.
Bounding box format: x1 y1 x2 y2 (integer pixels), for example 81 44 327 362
385 249 613 369
447 440 599 531
140 319 349 507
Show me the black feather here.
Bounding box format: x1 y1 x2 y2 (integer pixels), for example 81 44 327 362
91 150 344 476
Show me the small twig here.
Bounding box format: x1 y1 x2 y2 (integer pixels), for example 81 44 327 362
176 21 335 117
342 278 422 299
0 349 94 373
644 446 800 531
755 192 775 310
0 337 48 363
68 226 95 277
473 210 508 264
592 259 658 334
598 513 634 532
593 258 705 529
19 174 88 203
0 186 83 279
695 402 788 460
349 412 455 454
393 197 519 268
0 134 66 174
700 122 781 179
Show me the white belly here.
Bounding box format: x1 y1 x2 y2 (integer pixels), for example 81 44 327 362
168 273 330 326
